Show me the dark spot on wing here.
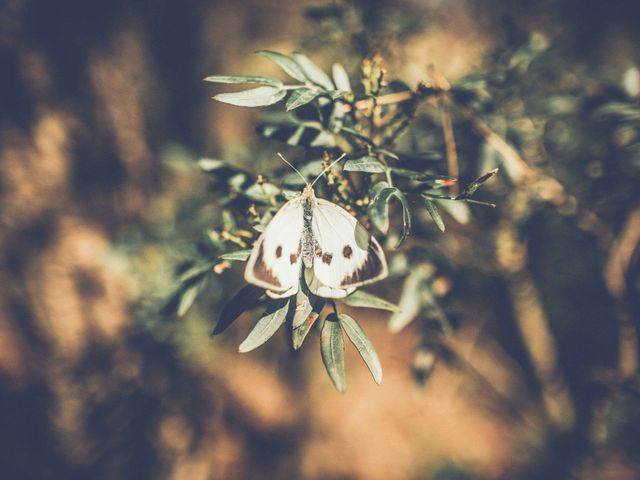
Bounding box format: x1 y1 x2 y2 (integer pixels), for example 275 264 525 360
343 245 353 259
275 245 282 258
253 243 282 287
290 253 298 264
341 240 385 286
322 252 333 265
315 243 322 257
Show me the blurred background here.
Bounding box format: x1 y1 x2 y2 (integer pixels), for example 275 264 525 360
1 0 640 478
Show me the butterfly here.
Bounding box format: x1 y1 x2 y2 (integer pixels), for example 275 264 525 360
244 155 388 299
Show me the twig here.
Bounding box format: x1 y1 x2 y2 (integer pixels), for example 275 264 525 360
604 207 640 379
343 91 414 113
497 218 576 432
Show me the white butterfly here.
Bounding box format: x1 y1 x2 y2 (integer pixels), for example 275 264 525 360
244 155 388 299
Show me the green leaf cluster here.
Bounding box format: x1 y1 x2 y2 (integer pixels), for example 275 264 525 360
212 274 395 391
205 51 348 111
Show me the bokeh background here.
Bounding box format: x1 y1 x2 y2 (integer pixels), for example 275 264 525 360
1 1 640 479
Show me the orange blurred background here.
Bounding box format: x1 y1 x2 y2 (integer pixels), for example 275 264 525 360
1 1 640 479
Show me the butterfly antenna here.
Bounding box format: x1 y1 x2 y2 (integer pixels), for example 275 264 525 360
310 153 347 188
277 152 307 185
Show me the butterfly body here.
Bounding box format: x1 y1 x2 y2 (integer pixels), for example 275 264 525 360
300 187 316 269
245 185 388 299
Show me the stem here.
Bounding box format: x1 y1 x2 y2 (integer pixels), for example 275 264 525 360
385 168 393 187
331 300 338 315
343 91 414 112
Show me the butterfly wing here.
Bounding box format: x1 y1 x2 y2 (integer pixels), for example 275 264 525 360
308 198 388 298
244 198 303 297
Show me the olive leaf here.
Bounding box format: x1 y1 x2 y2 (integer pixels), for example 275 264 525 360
293 53 335 90
214 86 287 108
367 182 396 234
422 197 445 232
341 290 400 312
320 313 347 392
286 88 322 111
256 50 307 82
178 263 212 283
219 250 252 261
339 313 382 384
343 156 387 173
238 298 291 352
204 75 282 86
177 280 205 317
332 63 352 91
212 285 265 335
367 182 411 246
291 289 326 350
455 168 499 199
388 264 434 333
198 158 226 172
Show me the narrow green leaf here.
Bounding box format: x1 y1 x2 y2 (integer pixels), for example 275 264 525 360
259 121 333 148
367 184 396 234
367 182 411 245
213 285 265 335
198 158 226 172
178 263 211 283
204 75 282 86
420 283 452 334
238 298 290 352
369 180 390 198
292 281 326 350
343 156 386 173
178 278 206 317
286 88 321 111
286 125 305 146
339 313 382 384
438 199 471 224
388 264 433 333
320 314 346 392
228 172 248 191
390 167 430 180
413 346 438 383
332 63 352 91
422 197 445 232
341 290 401 312
293 53 335 90
394 190 411 247
214 86 287 107
455 168 499 199
219 249 252 261
256 50 307 82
